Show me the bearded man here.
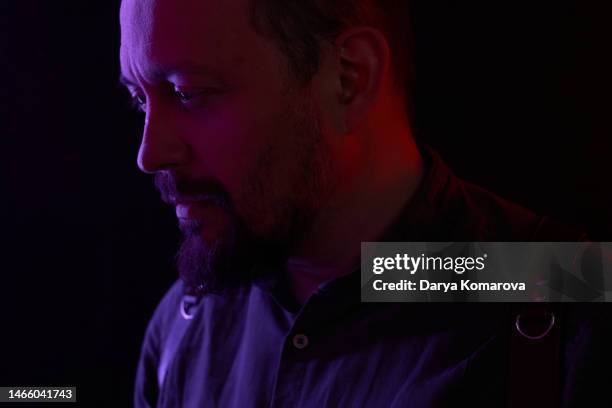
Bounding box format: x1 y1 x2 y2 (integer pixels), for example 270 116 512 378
119 0 610 406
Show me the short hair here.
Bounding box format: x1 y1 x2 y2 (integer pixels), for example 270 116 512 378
250 0 415 108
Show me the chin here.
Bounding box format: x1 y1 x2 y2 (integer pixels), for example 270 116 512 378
178 218 224 244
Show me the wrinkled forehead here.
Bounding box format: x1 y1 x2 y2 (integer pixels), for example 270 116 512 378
119 0 155 52
119 0 260 81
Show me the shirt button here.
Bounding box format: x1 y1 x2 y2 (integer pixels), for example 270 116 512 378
292 334 309 349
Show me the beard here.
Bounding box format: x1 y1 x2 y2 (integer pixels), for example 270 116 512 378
154 91 333 297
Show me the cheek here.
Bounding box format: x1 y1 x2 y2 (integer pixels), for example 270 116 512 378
181 94 297 202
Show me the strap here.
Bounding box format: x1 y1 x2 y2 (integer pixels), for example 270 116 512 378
507 216 587 407
507 304 561 408
157 295 201 389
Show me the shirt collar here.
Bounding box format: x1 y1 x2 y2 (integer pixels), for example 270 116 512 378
255 144 455 307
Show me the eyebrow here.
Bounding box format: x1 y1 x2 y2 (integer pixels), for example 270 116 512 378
119 73 136 87
118 63 226 88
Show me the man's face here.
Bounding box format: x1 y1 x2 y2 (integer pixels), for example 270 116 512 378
119 0 337 293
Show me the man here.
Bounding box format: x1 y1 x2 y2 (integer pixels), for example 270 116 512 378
120 0 610 406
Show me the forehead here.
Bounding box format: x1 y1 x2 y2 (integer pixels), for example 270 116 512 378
119 0 273 83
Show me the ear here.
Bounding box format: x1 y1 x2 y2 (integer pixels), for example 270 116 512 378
334 27 391 133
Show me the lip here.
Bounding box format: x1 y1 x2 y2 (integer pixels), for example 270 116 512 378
175 203 193 220
175 201 214 220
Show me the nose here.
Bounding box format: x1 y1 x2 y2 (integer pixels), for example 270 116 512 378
137 103 190 174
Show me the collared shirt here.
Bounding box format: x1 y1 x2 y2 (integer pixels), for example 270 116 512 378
134 146 607 407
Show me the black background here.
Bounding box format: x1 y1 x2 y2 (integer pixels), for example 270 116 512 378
0 1 610 406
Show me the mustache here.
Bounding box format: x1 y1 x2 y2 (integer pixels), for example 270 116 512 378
154 171 233 210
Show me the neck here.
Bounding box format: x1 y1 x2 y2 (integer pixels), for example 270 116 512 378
286 119 423 305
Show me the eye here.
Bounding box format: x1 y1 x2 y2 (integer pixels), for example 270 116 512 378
130 94 147 112
172 87 218 109
174 90 196 103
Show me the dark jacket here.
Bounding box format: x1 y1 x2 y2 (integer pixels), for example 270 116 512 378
135 145 611 407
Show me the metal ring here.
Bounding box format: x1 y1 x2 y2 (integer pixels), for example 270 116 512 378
180 295 199 320
515 312 555 340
